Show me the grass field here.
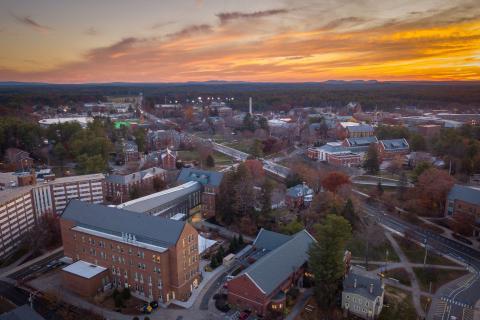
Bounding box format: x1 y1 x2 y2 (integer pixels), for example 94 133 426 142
379 286 417 320
393 235 460 266
347 234 400 263
387 268 411 286
413 268 469 293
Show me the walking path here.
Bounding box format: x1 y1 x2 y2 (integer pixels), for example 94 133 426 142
285 288 313 320
350 259 466 272
385 232 426 318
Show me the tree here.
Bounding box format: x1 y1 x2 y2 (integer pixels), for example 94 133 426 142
259 179 273 214
280 219 304 235
53 143 68 166
363 144 380 174
322 171 350 194
229 236 239 253
397 171 408 200
409 133 427 151
152 176 166 192
309 215 352 309
244 159 265 183
210 255 219 268
285 172 303 188
377 180 384 197
249 139 264 158
129 185 141 200
386 156 403 175
242 113 256 132
450 212 474 236
411 161 432 183
238 234 245 246
133 128 146 152
415 168 455 216
122 287 131 300
206 154 215 167
341 199 356 229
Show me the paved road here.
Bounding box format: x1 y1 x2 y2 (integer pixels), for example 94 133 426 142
358 200 480 320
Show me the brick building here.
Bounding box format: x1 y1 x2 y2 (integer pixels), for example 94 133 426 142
145 149 177 170
227 229 315 317
0 186 36 259
60 200 200 303
4 148 34 171
327 152 362 167
336 122 374 139
416 124 441 138
377 139 410 160
32 173 105 216
177 168 223 218
105 167 167 203
446 184 480 236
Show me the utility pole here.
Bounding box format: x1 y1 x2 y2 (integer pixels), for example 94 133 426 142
423 237 428 266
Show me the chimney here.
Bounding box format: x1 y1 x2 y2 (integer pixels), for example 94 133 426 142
353 278 357 288
369 283 374 294
249 97 253 115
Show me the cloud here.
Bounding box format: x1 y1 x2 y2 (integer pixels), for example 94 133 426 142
166 24 212 39
151 21 175 30
320 17 367 30
216 9 289 25
1 1 480 83
84 27 99 36
13 14 51 33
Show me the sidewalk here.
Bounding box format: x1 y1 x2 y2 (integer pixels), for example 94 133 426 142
385 232 426 318
0 247 63 279
285 288 313 320
169 260 226 308
420 216 480 249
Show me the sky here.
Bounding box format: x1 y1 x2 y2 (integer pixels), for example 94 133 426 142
0 0 479 83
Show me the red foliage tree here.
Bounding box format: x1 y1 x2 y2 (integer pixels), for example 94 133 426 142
450 212 475 236
415 168 455 216
322 171 350 194
244 159 265 179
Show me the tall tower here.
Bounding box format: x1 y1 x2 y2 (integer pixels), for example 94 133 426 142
249 97 253 115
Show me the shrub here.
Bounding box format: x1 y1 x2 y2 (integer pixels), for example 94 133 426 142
122 287 131 300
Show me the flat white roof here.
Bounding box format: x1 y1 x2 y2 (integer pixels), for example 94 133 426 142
170 213 186 220
62 260 107 279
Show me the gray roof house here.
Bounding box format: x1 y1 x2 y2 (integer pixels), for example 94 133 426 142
379 138 409 152
344 136 379 152
0 305 45 320
177 168 223 188
342 266 385 319
227 229 316 315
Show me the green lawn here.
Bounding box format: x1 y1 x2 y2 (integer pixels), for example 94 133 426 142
223 140 253 154
379 286 417 320
387 268 411 286
413 268 469 293
347 235 400 263
393 235 460 266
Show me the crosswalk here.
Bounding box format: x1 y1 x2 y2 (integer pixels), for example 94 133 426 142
432 297 474 320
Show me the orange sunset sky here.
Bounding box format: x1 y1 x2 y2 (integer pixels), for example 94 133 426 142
0 0 479 83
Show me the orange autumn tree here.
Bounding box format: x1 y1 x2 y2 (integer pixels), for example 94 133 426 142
322 171 350 194
415 168 455 216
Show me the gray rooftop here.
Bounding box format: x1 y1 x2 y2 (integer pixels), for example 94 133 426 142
118 181 201 213
448 184 480 206
343 266 384 300
61 200 186 248
345 136 378 147
286 184 314 198
379 138 409 151
346 124 374 133
239 229 316 295
177 168 223 187
253 228 292 251
106 167 165 185
0 305 45 320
